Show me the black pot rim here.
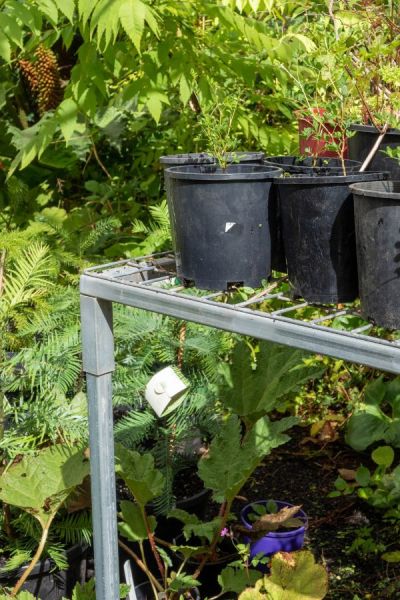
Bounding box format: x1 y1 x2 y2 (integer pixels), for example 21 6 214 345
264 156 361 170
160 151 264 166
275 171 388 185
160 153 214 165
349 123 400 135
166 164 282 181
350 179 400 199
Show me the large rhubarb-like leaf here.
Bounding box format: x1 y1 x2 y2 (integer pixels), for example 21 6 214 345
220 341 323 422
198 415 296 503
0 445 90 527
264 551 328 599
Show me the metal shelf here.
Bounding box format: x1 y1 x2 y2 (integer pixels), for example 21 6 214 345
81 251 400 374
79 251 400 600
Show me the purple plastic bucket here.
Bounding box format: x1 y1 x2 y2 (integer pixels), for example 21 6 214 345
240 500 307 565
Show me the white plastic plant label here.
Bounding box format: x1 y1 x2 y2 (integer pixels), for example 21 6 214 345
145 366 189 417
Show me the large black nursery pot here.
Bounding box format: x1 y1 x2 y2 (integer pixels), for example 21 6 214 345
350 180 400 330
349 124 400 178
263 157 362 274
277 171 388 304
166 164 282 290
0 544 87 600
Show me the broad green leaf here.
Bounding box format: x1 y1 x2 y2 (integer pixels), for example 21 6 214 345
220 341 322 422
346 409 389 452
372 445 395 468
118 500 156 542
145 90 168 123
218 566 261 594
355 466 371 487
0 445 90 527
263 551 328 599
90 0 122 47
57 98 79 143
35 0 58 24
0 14 23 47
9 115 58 176
115 445 164 507
198 415 296 503
78 0 95 26
184 517 222 544
71 579 96 600
119 0 158 53
0 36 11 62
168 574 199 592
179 74 191 105
382 551 400 563
53 0 75 22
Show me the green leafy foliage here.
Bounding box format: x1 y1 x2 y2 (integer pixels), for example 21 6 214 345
118 500 156 542
115 444 165 506
346 377 400 451
218 565 261 595
238 551 328 600
198 414 297 502
220 341 324 424
0 445 90 527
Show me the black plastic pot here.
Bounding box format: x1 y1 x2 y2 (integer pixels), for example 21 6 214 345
264 156 361 175
0 544 87 600
277 172 388 304
349 124 400 178
166 164 282 290
264 157 362 274
350 180 400 329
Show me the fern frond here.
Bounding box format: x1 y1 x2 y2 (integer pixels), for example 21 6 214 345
1 242 56 317
52 511 92 546
114 410 156 446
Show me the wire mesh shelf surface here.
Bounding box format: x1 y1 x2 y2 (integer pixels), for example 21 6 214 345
81 252 400 373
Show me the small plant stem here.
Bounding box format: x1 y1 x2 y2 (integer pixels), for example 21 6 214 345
359 123 389 172
12 519 52 596
140 540 159 600
192 499 232 580
118 539 164 594
177 322 186 370
142 507 165 579
91 138 112 180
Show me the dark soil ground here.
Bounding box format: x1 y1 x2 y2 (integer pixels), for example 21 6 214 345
234 427 400 600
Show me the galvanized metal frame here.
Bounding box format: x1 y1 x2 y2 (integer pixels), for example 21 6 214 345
80 253 400 600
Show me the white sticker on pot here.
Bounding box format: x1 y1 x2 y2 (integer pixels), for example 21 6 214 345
225 222 236 232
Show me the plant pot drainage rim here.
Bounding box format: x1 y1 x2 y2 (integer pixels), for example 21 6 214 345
275 171 388 186
166 164 282 181
349 123 400 135
349 180 400 199
264 156 361 172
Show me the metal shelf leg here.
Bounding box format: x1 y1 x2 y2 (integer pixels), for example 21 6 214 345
80 296 119 600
